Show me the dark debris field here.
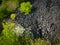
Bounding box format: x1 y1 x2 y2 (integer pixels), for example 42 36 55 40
15 0 60 39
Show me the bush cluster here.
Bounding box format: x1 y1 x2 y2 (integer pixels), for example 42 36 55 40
10 13 17 20
0 21 18 45
19 2 32 15
0 0 19 20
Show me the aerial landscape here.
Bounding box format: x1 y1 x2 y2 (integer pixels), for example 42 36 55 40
0 0 60 45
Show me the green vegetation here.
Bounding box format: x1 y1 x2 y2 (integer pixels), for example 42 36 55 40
2 21 15 30
10 13 16 20
0 0 32 20
0 21 50 45
0 0 60 45
19 2 32 15
0 21 19 45
19 35 51 45
2 0 19 12
0 21 60 45
0 21 51 45
0 28 18 45
57 36 60 45
0 0 19 20
0 5 8 20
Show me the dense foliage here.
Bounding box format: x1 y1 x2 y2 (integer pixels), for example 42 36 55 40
0 21 18 45
0 5 8 20
19 2 32 15
2 0 19 12
10 13 17 20
0 0 19 20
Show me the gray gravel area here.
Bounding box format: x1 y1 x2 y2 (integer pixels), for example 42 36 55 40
15 0 60 40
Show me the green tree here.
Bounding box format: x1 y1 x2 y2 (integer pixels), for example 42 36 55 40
19 2 32 15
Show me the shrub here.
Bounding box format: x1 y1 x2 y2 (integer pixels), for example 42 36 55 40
2 0 19 12
0 29 18 45
0 0 19 20
10 13 16 20
0 21 19 45
0 5 9 20
2 21 15 30
18 34 51 45
34 39 51 45
57 36 60 45
19 2 32 15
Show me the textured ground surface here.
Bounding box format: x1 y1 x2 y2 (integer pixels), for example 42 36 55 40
14 0 60 40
